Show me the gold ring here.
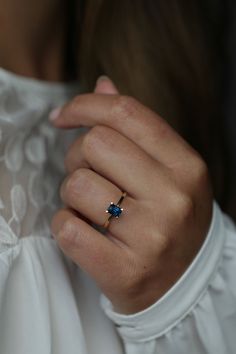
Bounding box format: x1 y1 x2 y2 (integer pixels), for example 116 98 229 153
103 192 127 229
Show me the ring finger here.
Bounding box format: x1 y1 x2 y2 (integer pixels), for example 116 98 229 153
60 167 139 245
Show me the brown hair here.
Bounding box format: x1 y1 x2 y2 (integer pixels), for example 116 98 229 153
74 1 232 215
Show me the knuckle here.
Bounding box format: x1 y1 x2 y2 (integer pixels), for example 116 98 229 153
82 125 107 156
58 218 78 248
180 194 194 218
63 168 91 198
172 191 195 223
69 95 82 112
64 97 77 117
111 95 139 121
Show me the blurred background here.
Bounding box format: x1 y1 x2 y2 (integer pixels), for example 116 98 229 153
75 0 236 220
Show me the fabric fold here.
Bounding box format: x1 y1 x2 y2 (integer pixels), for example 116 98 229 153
100 202 228 342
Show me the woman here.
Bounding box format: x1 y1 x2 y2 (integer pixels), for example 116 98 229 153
0 0 235 353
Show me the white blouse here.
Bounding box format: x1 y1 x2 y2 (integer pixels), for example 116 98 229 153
0 67 235 354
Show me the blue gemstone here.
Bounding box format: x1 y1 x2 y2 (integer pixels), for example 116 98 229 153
107 204 122 217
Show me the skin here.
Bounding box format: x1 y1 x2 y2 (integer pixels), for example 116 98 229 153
50 77 213 315
0 0 66 80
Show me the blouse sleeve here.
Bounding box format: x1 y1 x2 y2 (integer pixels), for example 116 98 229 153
100 202 236 354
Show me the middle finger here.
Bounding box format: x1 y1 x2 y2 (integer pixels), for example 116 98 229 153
65 125 166 200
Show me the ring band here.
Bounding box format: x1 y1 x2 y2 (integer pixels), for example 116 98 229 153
103 192 127 229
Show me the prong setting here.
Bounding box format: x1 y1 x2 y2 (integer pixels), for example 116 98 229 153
103 192 126 228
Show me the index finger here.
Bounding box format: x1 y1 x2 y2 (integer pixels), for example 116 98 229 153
51 93 196 166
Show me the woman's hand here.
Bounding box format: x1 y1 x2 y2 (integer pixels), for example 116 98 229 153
50 77 213 315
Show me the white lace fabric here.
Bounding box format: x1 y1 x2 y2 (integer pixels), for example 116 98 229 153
0 68 80 252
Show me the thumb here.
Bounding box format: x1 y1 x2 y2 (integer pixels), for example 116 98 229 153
94 75 119 94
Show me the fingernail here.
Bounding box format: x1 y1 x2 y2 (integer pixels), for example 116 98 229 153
49 106 62 121
96 75 110 85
